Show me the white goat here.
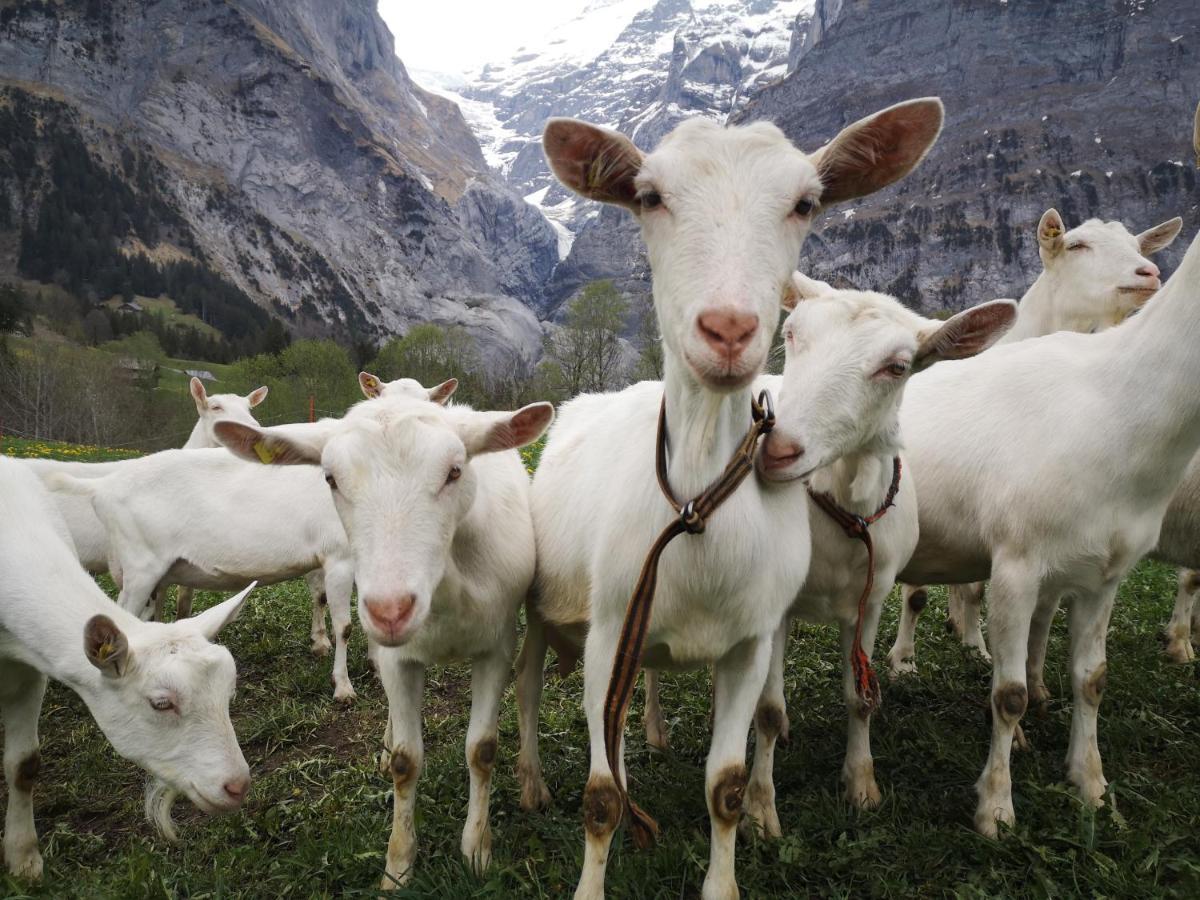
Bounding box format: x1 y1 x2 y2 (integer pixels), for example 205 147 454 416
0 457 252 879
211 393 554 889
887 208 1181 673
17 376 270 621
897 225 1200 837
47 449 360 704
518 99 945 900
739 276 1015 836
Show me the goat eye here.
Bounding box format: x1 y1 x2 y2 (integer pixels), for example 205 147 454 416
1065 243 1087 251
149 697 175 712
639 190 663 211
210 405 222 412
877 361 909 379
446 465 462 485
793 198 816 217
325 473 338 491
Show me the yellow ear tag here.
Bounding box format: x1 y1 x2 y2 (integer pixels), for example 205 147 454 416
253 440 275 464
97 642 114 662
1043 225 1061 238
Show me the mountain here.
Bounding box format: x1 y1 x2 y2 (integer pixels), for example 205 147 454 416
0 0 560 364
737 0 1200 313
429 0 813 316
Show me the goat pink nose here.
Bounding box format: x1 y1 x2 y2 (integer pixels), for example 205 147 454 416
762 435 804 468
365 594 416 631
223 776 250 803
1136 263 1160 279
697 309 759 358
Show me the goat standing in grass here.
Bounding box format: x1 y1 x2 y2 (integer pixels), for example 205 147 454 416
212 392 554 889
887 208 1182 673
898 221 1200 836
518 99 945 900
0 458 253 880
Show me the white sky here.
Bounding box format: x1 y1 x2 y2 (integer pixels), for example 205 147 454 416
379 0 589 77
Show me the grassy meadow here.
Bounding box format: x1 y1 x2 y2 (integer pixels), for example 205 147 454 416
2 442 1200 898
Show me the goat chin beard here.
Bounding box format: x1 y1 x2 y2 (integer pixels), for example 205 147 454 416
144 778 180 844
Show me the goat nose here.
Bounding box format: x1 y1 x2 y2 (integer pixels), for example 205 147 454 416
365 594 416 631
762 434 805 469
1136 263 1160 279
697 308 759 358
223 776 250 804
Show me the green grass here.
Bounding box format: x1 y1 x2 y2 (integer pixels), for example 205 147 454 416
4 447 1200 897
1 437 140 462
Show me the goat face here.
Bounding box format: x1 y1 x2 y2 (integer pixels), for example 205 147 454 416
80 588 252 823
213 398 553 648
1037 209 1182 330
543 99 946 394
760 276 1016 482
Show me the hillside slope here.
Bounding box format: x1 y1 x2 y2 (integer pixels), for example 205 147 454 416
0 0 560 363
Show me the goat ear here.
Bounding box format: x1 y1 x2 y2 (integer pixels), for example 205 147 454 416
458 402 555 456
1138 217 1183 255
188 582 255 641
84 615 130 678
246 385 269 408
428 378 458 406
914 300 1017 371
189 377 208 409
810 97 943 204
543 119 643 209
782 271 834 310
213 421 324 466
359 371 384 399
1037 208 1066 256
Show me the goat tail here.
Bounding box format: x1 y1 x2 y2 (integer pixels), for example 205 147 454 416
41 472 97 497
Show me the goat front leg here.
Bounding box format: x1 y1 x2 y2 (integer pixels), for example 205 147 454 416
1165 568 1200 663
462 643 513 875
703 636 771 900
1065 582 1118 807
379 656 425 890
974 559 1038 837
952 582 990 661
2 665 47 880
744 617 788 838
324 562 356 705
887 583 929 675
174 586 194 620
1025 596 1061 718
574 616 626 900
840 583 889 810
306 569 332 658
515 605 552 810
643 669 669 751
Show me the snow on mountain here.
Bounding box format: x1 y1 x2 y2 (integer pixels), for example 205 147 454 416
412 0 812 254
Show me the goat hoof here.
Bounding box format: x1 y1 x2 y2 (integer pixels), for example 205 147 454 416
887 652 917 676
310 640 331 658
334 686 357 706
5 849 43 881
1165 639 1195 664
518 770 552 811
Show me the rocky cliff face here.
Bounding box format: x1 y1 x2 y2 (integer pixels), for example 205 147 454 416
0 0 560 363
739 0 1200 312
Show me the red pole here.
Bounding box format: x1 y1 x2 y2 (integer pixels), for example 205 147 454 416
308 395 315 423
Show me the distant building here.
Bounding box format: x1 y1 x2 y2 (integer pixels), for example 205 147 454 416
117 299 144 313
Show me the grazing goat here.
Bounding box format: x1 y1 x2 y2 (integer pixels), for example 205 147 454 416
887 208 1181 674
518 99 944 900
897 225 1200 837
740 276 1015 836
0 458 252 879
211 393 554 888
46 450 360 704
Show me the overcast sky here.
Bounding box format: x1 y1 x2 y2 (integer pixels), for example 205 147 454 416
379 0 588 76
